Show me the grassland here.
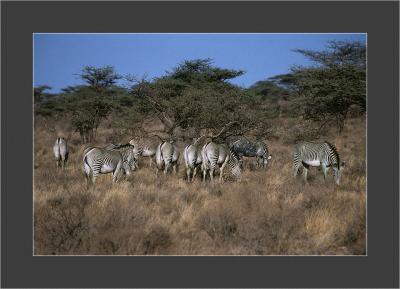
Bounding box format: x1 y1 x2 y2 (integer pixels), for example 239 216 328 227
34 117 366 255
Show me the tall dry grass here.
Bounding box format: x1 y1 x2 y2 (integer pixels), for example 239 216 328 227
34 117 366 255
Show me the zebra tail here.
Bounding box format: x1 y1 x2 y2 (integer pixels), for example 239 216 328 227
155 143 163 167
83 155 91 177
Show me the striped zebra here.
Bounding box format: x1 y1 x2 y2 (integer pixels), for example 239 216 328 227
83 143 135 186
230 139 272 168
129 138 159 168
53 137 69 169
155 141 179 176
201 141 241 183
184 140 203 182
111 143 139 172
293 141 346 185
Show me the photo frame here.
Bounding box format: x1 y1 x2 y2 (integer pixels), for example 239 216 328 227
2 1 398 288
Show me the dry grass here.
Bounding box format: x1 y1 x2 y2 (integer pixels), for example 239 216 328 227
34 117 366 255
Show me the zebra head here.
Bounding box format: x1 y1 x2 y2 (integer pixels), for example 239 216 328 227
115 143 138 174
333 161 346 185
128 144 140 172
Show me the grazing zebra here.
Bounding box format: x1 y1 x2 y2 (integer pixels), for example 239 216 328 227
202 141 241 183
108 143 139 172
155 141 179 176
293 141 346 185
184 142 203 182
53 137 69 169
129 138 159 168
83 144 135 186
230 139 272 168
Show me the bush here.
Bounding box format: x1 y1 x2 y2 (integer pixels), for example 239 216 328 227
197 205 238 240
141 225 171 254
34 192 92 254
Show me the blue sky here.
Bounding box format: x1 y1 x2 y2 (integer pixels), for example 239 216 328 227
34 33 366 92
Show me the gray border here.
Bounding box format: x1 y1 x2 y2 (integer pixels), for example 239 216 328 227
2 1 399 288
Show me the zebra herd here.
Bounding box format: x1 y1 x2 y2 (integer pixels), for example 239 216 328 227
52 136 346 187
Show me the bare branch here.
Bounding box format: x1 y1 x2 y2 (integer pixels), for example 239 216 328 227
193 135 206 145
210 121 240 140
148 133 165 143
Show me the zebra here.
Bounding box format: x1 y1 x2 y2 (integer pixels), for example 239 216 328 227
53 137 69 169
83 143 136 186
201 141 241 183
129 138 159 168
183 140 203 182
106 143 139 171
293 141 346 185
230 139 272 168
155 141 179 176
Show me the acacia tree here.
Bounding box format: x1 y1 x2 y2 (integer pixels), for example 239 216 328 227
64 66 121 142
125 59 256 141
78 66 122 93
34 85 52 103
275 41 366 132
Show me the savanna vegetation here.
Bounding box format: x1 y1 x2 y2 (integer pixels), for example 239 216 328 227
34 41 366 255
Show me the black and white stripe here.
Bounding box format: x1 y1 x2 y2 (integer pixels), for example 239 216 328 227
129 138 159 167
109 144 138 172
155 141 179 176
184 143 203 182
53 137 69 169
83 144 135 186
293 141 345 185
202 141 241 183
230 139 272 168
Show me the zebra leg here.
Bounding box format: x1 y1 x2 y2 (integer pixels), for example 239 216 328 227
322 164 328 182
186 167 191 182
85 172 91 189
203 168 207 183
209 167 215 183
91 174 97 187
149 157 153 167
293 152 301 178
173 163 177 175
219 162 227 183
164 162 169 175
293 162 301 178
113 170 121 184
192 167 198 182
303 166 309 183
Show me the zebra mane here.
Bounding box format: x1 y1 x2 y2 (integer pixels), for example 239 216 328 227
83 146 97 155
324 141 340 167
108 143 133 150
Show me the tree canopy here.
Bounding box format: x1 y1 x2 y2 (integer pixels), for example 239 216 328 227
34 41 366 142
274 41 366 131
